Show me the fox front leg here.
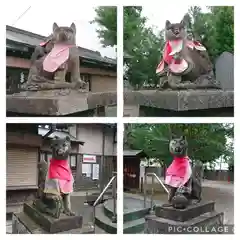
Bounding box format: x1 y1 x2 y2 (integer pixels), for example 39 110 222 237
69 50 86 89
62 194 75 216
162 187 177 207
30 46 46 65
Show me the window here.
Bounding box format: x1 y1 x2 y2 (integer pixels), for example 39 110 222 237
40 152 46 162
47 154 52 165
6 67 29 93
70 155 77 168
80 74 91 91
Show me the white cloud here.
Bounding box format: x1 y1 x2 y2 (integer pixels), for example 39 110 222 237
5 3 116 58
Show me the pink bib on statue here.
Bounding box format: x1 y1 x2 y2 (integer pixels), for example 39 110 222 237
156 39 207 75
43 44 72 72
165 156 192 188
48 158 72 181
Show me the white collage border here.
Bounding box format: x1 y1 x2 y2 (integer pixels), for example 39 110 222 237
0 0 238 239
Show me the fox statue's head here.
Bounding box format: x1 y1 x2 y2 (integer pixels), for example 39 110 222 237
169 135 188 157
51 136 71 160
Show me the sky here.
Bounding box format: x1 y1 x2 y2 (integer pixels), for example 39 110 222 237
141 5 209 34
5 3 116 59
5 4 210 59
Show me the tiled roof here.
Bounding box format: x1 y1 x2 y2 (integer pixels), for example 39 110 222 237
38 128 84 145
123 149 146 156
6 25 116 66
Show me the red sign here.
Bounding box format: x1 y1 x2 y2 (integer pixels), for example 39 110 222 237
83 154 96 163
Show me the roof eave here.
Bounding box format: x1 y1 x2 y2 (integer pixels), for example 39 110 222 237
6 39 117 67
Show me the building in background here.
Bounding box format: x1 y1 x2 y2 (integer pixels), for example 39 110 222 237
123 149 147 190
6 26 117 94
6 123 117 213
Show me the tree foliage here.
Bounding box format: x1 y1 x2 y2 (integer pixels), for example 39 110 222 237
93 6 233 87
187 6 234 61
91 7 117 47
125 124 234 167
123 7 164 88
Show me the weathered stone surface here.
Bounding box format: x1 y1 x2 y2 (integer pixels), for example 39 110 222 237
155 201 215 222
123 105 140 117
144 211 226 234
23 203 83 233
124 89 233 112
6 90 117 116
215 52 234 90
12 212 46 234
12 212 94 234
105 105 117 117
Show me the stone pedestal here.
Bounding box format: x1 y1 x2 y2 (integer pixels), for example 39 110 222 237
144 201 228 234
124 90 234 117
6 90 117 116
11 202 93 234
123 105 140 117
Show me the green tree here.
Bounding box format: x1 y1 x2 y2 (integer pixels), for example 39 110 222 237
91 7 117 47
124 6 146 55
93 6 234 86
123 7 164 88
210 6 234 56
187 6 234 60
125 28 164 88
126 124 233 167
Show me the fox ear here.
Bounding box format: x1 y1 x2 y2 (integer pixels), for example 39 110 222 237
70 23 76 33
165 20 171 29
180 19 185 26
53 22 59 32
171 133 177 139
180 135 186 141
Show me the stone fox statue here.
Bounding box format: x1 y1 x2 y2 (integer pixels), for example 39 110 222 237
25 22 86 90
156 16 220 90
164 135 203 209
35 136 74 218
30 34 54 65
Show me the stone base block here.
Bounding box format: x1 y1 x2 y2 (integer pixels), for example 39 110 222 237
155 201 215 222
124 89 234 117
123 105 140 117
6 90 117 116
144 211 225 234
12 212 94 234
14 202 83 233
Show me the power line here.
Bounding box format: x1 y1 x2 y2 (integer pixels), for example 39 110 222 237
12 6 32 26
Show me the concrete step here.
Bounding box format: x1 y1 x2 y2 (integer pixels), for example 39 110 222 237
122 194 153 233
103 198 117 219
124 207 150 223
123 218 145 234
94 203 117 234
6 220 12 234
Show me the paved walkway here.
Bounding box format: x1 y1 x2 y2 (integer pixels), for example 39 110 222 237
201 180 234 224
128 180 234 224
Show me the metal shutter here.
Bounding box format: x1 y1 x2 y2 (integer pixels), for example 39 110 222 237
7 147 38 188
